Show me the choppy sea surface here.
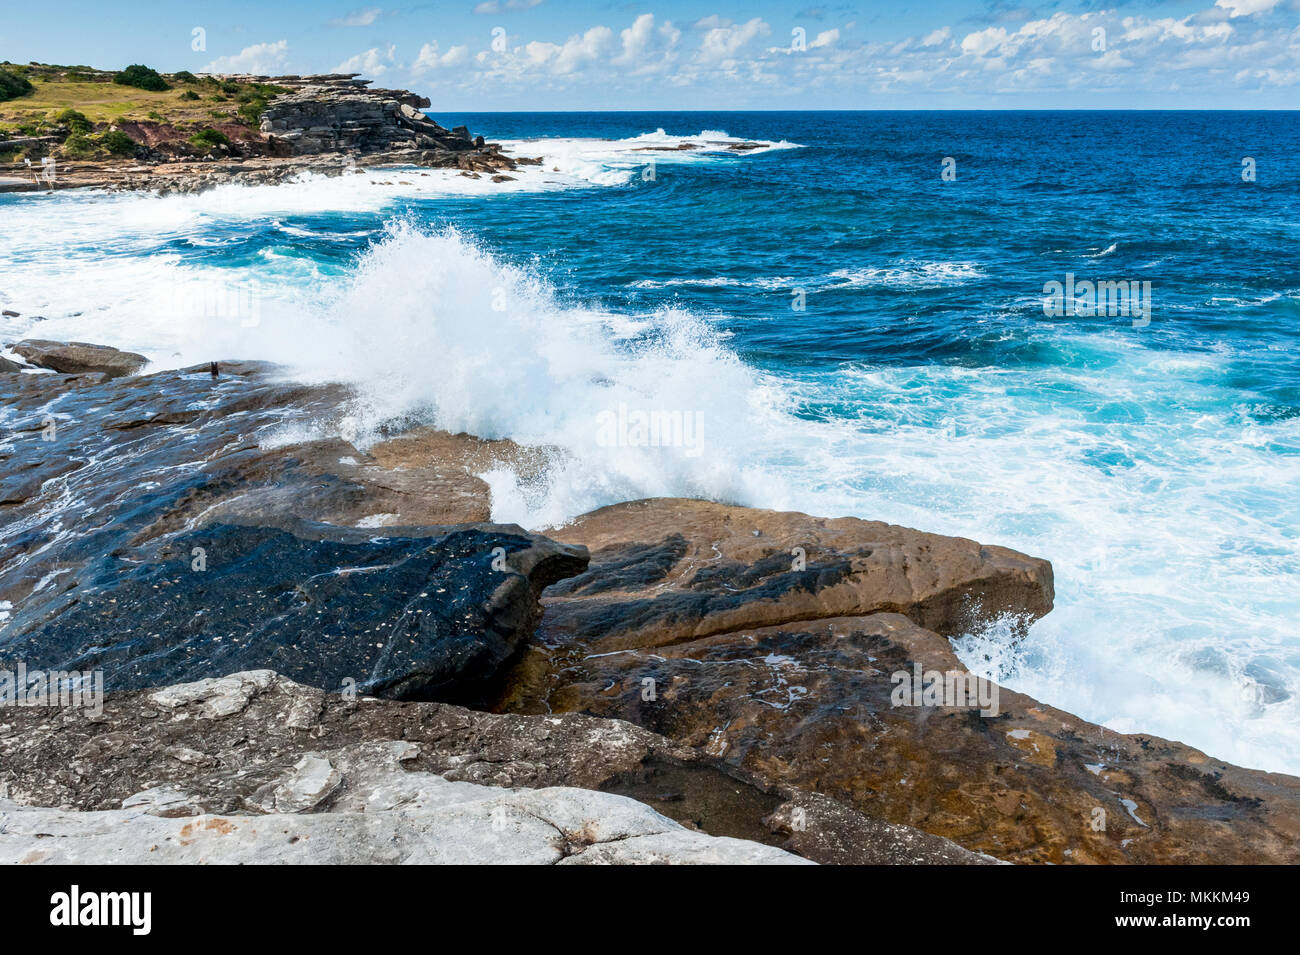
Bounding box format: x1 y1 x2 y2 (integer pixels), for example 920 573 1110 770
2 110 1298 774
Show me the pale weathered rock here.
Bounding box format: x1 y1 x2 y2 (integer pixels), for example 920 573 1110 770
0 782 811 865
0 670 991 864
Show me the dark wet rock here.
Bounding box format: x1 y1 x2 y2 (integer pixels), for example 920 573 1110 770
494 498 1300 865
1 521 585 703
9 339 147 378
0 357 585 704
0 670 991 864
0 355 25 373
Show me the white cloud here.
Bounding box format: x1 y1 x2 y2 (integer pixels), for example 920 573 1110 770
922 27 951 47
521 25 614 74
202 40 290 75
334 44 399 77
697 17 770 63
810 28 839 49
414 42 470 72
330 8 382 27
397 4 1300 104
1215 0 1281 16
961 27 1008 56
614 14 681 72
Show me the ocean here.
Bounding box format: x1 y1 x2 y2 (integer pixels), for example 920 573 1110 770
2 110 1298 774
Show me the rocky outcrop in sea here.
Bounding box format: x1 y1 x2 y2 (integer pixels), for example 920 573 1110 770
1 343 1298 864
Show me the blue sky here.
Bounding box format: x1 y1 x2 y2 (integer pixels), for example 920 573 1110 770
2 0 1298 108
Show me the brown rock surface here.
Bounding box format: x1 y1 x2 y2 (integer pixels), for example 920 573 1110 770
533 497 1053 651
9 339 147 378
495 499 1300 865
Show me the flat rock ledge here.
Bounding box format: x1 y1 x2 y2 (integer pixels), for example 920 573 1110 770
7 339 148 378
0 670 991 865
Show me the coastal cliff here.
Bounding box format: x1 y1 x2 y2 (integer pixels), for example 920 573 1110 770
0 65 516 194
1 344 1297 864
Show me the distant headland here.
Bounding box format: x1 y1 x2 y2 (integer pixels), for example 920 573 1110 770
0 61 524 194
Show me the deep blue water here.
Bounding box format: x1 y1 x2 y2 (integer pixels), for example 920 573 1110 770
2 110 1299 772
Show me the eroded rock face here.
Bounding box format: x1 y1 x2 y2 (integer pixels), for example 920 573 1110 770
0 670 991 864
0 361 584 703
9 339 147 378
496 499 1300 865
257 81 511 175
536 498 1054 651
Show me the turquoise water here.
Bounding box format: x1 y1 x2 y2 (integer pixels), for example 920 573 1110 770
2 111 1298 773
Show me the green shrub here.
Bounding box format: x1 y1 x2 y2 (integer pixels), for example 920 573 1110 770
219 80 239 94
237 99 267 125
231 83 284 127
55 108 92 133
188 127 231 153
99 130 137 156
179 90 200 101
172 70 198 83
0 69 35 102
60 134 95 157
113 64 169 91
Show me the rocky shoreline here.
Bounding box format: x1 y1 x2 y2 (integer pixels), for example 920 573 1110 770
0 73 522 195
1 341 1298 864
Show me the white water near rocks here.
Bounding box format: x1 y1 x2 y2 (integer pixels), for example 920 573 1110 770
2 130 1298 776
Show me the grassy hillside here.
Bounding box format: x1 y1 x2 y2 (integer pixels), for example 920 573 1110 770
0 62 285 161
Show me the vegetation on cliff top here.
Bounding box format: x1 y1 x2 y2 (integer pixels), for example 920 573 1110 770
0 67 35 102
0 62 288 163
113 64 169 92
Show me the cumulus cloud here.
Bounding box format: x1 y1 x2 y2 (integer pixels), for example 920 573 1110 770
613 13 681 72
202 40 290 75
413 42 470 72
697 17 770 63
334 44 399 77
398 5 1300 105
520 25 615 74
